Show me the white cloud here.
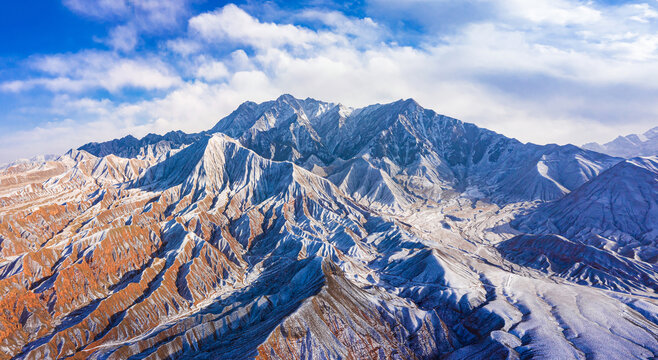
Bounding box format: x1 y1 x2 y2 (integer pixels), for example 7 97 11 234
1 51 181 93
102 60 182 91
166 38 202 55
63 0 193 52
107 24 139 52
132 0 189 29
296 10 383 44
627 3 658 23
0 72 281 163
62 0 129 19
4 1 658 163
188 4 340 50
63 0 189 29
497 0 601 25
195 61 229 82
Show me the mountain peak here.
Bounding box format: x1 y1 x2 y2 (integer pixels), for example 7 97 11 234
400 97 420 106
78 130 203 159
644 126 658 139
276 93 299 102
582 125 658 158
204 95 620 204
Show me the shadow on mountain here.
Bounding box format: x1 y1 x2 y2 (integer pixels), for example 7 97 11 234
497 234 658 294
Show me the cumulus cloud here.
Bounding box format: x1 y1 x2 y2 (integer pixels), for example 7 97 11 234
496 0 601 25
188 4 340 50
107 24 139 52
195 61 230 82
2 0 658 163
295 9 384 45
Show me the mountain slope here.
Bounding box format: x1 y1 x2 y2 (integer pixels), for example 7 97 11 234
497 234 657 293
0 95 656 360
0 132 490 359
0 154 57 171
583 126 658 158
210 95 620 208
515 156 658 263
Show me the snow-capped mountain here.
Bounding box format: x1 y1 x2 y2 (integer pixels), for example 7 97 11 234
583 126 658 158
514 156 658 263
0 95 656 359
210 94 620 207
0 154 57 170
79 130 203 162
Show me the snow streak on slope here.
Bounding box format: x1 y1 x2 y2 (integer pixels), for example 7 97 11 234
0 95 655 360
515 156 658 263
210 95 620 208
497 234 657 293
79 130 203 162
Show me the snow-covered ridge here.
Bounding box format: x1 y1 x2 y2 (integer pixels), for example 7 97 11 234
514 155 658 263
208 94 620 205
0 154 57 170
78 130 203 162
0 95 656 359
583 126 658 158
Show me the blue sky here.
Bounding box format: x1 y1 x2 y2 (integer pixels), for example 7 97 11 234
1 0 657 163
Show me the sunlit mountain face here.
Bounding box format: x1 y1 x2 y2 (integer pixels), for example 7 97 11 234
0 95 656 359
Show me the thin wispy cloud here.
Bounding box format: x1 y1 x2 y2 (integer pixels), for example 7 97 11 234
2 51 181 93
0 0 657 163
63 0 193 51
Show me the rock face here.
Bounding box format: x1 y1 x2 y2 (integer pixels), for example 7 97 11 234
210 95 619 208
0 95 656 360
583 126 658 158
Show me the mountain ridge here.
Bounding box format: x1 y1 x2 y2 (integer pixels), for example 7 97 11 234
205 95 621 206
583 126 658 158
514 155 658 263
0 94 656 360
78 130 204 161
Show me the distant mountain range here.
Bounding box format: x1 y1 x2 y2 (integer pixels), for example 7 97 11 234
0 154 57 170
0 95 655 359
583 126 658 158
83 95 621 206
78 130 203 161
